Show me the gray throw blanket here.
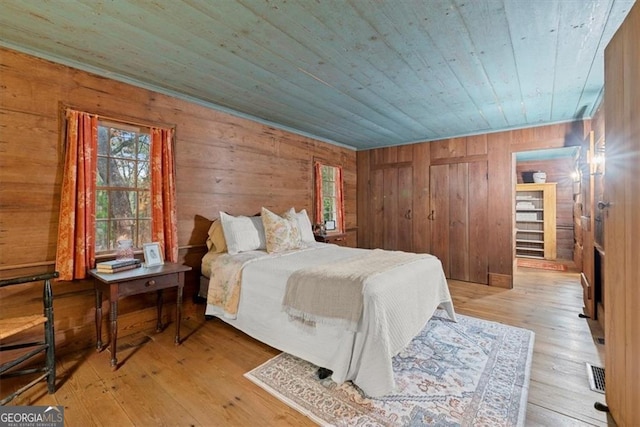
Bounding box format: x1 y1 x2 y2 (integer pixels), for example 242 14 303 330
282 249 429 331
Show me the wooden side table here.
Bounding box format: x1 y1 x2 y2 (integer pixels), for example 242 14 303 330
89 262 192 369
314 232 348 246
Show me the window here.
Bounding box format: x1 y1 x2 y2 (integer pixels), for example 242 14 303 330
321 165 338 226
95 121 151 253
314 161 344 233
56 108 177 281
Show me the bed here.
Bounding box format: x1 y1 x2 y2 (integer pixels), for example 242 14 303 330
200 208 456 397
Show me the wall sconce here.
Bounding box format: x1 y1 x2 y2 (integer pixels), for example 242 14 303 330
590 146 605 176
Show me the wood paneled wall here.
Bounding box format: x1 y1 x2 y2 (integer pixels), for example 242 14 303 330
0 47 356 356
358 122 587 288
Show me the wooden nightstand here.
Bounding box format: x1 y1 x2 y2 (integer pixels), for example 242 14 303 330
89 262 192 369
314 232 348 246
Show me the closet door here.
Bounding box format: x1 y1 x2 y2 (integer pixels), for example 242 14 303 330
430 162 488 283
370 165 413 251
393 165 413 252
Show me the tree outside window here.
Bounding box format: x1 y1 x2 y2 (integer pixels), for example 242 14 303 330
95 122 151 252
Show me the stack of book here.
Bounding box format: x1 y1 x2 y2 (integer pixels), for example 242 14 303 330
96 258 141 274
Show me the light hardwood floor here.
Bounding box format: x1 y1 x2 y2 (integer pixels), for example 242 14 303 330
3 266 616 426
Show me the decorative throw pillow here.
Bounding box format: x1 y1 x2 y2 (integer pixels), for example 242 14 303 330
261 207 302 253
206 218 227 253
219 212 265 255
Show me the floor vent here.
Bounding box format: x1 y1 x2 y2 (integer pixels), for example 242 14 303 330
586 363 605 394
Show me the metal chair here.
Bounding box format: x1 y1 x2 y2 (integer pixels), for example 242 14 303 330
0 272 58 405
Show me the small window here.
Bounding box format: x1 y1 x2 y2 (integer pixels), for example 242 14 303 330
314 161 344 233
95 121 151 253
321 165 338 225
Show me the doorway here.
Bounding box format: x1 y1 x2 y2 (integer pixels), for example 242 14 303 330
513 147 581 271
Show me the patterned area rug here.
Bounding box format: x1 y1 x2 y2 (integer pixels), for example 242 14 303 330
245 311 534 426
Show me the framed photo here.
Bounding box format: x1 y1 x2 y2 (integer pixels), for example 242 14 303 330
324 220 336 231
143 242 164 267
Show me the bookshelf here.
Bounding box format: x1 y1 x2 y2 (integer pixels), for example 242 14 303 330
515 183 557 259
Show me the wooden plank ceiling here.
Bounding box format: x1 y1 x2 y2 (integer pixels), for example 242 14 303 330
0 0 634 150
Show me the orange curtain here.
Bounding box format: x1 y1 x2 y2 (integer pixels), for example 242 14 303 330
313 161 323 225
150 127 178 263
55 110 98 280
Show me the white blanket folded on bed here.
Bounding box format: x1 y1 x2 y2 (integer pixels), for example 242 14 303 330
282 249 433 331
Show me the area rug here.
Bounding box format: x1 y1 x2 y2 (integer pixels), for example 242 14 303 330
245 311 534 426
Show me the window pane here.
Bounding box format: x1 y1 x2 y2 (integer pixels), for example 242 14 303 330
110 219 135 243
138 191 151 218
323 197 336 222
97 157 107 186
96 190 108 219
138 134 150 158
138 219 151 247
95 221 109 252
109 190 136 219
321 166 334 181
109 129 137 159
97 126 109 156
324 184 336 197
137 161 150 189
109 158 136 187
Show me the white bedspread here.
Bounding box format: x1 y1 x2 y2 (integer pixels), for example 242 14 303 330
205 244 456 397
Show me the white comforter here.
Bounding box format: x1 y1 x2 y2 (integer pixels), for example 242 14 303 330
205 244 456 397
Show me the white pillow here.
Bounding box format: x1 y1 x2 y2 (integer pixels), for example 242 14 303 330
249 215 267 250
219 212 265 255
290 208 315 244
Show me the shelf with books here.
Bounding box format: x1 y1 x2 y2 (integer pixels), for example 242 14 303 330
515 183 556 260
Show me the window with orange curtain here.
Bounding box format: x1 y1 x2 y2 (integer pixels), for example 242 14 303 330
56 109 177 281
313 161 345 233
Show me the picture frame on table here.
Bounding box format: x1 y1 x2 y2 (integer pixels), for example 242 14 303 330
143 242 164 267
